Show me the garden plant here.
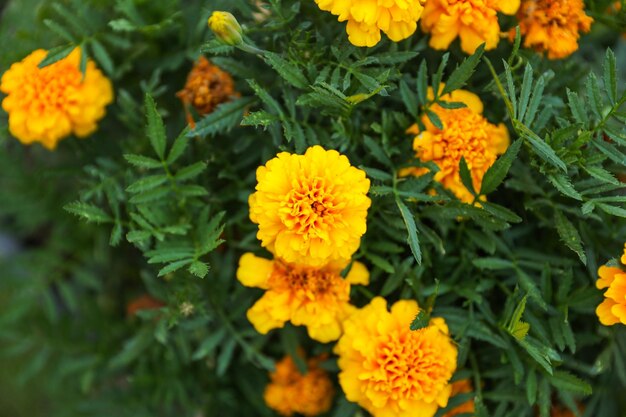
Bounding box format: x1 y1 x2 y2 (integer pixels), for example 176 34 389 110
1 1 626 416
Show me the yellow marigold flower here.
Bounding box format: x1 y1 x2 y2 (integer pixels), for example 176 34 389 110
264 353 334 417
512 0 593 59
402 87 509 203
314 0 426 47
335 297 458 417
442 379 475 417
1 48 113 150
237 252 369 342
176 57 239 127
596 244 626 326
249 145 371 266
208 11 244 46
421 0 519 54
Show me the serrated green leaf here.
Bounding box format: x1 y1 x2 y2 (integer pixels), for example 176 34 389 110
481 201 522 223
517 63 533 121
65 202 111 223
548 371 592 395
124 154 163 169
44 19 76 43
604 48 617 105
396 198 421 265
126 175 168 193
90 39 114 75
400 80 418 116
166 126 191 164
158 259 193 277
189 97 255 138
554 211 586 264
442 43 485 95
481 139 522 195
547 174 582 201
473 257 514 270
597 203 626 218
38 44 74 68
175 162 207 182
459 156 476 196
129 186 170 204
416 61 428 106
145 94 166 159
263 52 309 89
514 121 567 172
426 109 443 130
188 261 209 278
126 230 151 243
410 310 429 331
583 165 619 185
518 338 554 375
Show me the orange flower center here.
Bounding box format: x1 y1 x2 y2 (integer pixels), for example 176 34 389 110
368 329 453 401
279 177 345 238
269 262 348 302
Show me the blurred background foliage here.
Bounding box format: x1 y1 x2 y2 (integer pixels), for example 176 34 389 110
0 0 626 416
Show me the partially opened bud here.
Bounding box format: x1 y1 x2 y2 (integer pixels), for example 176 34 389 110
208 11 243 46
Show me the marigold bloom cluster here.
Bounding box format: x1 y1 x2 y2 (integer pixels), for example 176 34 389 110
1 48 113 150
335 297 458 417
176 57 238 127
513 0 593 60
249 145 371 267
403 87 509 203
314 0 426 47
596 244 626 326
442 379 475 417
264 353 334 417
237 253 369 342
421 0 519 54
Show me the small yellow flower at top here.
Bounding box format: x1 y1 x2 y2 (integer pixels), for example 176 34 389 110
512 0 593 60
335 296 458 417
237 253 369 342
442 379 475 417
1 48 113 150
596 243 626 326
421 0 520 55
402 86 510 204
249 145 371 267
314 0 426 47
264 353 334 417
208 11 244 46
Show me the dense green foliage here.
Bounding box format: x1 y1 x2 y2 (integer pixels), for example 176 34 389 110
1 0 626 416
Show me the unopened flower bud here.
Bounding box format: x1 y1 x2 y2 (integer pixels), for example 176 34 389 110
208 11 243 46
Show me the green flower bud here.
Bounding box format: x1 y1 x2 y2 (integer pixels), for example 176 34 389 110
208 11 243 46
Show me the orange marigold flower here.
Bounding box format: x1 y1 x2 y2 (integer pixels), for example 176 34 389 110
512 0 593 59
402 87 509 203
421 0 519 54
314 0 426 47
596 244 626 326
176 57 239 127
264 353 334 417
335 297 458 417
1 48 113 150
249 145 371 266
442 379 475 417
237 253 369 342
